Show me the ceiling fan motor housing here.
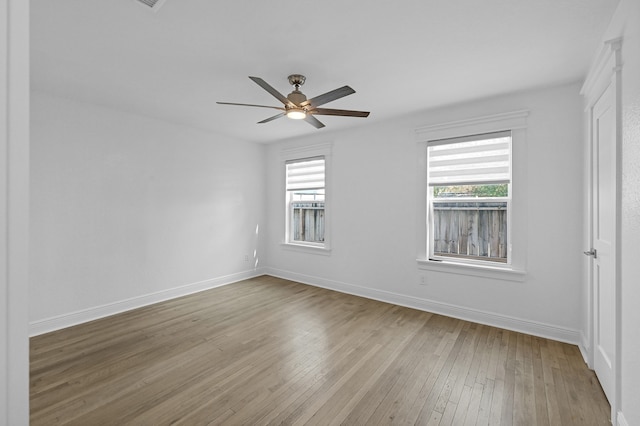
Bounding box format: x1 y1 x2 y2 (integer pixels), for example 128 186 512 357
287 90 307 107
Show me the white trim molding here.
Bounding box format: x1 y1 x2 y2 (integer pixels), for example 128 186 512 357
281 242 332 256
29 268 267 336
1 0 30 423
417 259 526 282
265 268 582 345
579 331 591 366
280 142 333 160
415 110 529 142
617 412 629 426
581 36 623 426
581 38 623 102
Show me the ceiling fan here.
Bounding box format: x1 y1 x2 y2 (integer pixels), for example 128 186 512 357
217 75 370 129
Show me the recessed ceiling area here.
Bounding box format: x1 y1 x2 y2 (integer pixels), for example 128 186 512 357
30 0 618 143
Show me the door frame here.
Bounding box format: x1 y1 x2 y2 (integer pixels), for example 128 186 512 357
1 0 30 423
581 38 622 424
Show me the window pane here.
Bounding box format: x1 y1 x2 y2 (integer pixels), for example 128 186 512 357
432 200 507 263
433 184 508 198
291 191 325 242
286 158 325 244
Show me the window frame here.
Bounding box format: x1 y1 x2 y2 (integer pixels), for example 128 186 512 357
286 157 326 247
281 143 332 254
427 131 513 266
415 111 529 281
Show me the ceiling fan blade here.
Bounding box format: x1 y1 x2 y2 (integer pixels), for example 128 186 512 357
304 114 325 129
258 112 286 124
311 108 370 118
300 85 356 108
217 102 285 111
249 76 296 107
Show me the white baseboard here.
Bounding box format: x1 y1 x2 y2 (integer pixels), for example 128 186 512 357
29 268 266 336
32 267 583 347
617 411 629 426
579 331 592 367
265 267 582 345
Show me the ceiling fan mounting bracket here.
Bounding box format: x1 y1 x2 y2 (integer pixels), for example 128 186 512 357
288 74 306 88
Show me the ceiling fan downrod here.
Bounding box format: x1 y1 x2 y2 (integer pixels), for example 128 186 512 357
286 74 308 108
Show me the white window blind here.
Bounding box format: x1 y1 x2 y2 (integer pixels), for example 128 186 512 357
286 157 325 191
427 131 511 186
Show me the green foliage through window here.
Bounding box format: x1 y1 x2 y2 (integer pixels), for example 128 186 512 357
433 184 508 198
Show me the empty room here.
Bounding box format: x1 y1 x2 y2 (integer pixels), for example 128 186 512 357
2 0 640 425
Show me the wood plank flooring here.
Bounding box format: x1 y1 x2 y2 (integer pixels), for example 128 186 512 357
30 276 610 425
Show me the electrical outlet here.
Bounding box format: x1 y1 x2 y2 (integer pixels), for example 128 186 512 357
419 275 427 285
244 254 249 262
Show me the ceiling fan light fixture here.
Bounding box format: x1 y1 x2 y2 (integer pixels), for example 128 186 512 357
286 108 306 120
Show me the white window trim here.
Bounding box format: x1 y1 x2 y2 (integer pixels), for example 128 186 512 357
280 143 332 254
417 258 526 282
416 111 529 281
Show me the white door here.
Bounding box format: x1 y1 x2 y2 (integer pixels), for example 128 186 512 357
589 82 617 404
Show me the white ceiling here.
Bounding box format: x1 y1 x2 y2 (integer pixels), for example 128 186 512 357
31 0 618 143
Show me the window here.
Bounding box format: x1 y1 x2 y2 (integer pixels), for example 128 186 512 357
428 131 512 265
416 110 527 279
286 157 326 246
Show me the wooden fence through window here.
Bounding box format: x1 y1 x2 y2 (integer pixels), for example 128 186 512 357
292 202 325 242
433 201 507 262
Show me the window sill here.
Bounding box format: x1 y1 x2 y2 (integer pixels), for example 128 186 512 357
417 259 526 282
282 243 332 256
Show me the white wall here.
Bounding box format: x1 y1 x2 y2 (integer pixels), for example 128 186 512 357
265 83 585 344
29 91 266 333
600 1 640 424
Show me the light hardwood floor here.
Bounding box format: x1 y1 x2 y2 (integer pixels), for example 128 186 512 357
30 276 610 425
